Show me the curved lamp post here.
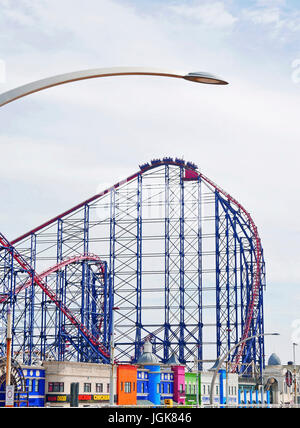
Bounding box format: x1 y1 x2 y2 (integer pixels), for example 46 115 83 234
0 66 228 107
209 333 280 406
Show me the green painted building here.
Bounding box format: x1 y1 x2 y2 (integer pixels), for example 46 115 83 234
185 372 201 406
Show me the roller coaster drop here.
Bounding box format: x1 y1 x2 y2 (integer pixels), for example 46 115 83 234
0 158 266 373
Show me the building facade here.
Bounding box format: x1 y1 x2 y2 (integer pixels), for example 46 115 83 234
117 342 184 406
3 348 299 407
44 361 114 407
0 363 45 407
117 364 137 406
263 353 300 405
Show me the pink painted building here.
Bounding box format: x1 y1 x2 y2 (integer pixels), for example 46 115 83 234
171 365 185 405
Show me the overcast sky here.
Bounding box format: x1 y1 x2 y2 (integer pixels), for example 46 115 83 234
0 0 300 364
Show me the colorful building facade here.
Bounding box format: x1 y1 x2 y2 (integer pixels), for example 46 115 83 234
3 348 291 407
117 365 137 405
22 366 46 407
185 372 200 406
116 342 185 406
0 362 45 407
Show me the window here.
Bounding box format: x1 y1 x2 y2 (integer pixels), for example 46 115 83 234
28 379 33 392
84 383 91 393
96 383 103 393
203 384 206 395
107 383 110 393
167 384 171 394
157 383 160 394
34 380 39 393
125 382 131 393
179 384 183 393
48 382 64 393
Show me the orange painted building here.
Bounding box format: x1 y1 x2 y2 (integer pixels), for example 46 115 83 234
117 365 137 405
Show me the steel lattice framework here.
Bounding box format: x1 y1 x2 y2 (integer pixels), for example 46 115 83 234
0 236 112 364
0 158 266 373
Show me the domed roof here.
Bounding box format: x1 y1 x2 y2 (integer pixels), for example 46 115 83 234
166 352 180 366
137 341 159 365
268 353 281 366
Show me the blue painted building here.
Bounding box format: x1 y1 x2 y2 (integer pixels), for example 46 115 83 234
0 362 45 407
137 368 149 400
145 364 161 405
21 365 45 407
136 342 178 405
136 342 161 405
160 369 174 400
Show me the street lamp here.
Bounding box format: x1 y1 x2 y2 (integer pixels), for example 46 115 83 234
293 343 298 405
209 333 280 406
0 67 228 107
5 306 13 407
109 306 119 407
194 359 216 407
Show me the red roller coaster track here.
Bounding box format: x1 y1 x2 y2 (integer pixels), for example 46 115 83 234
14 253 105 299
8 159 262 370
0 233 110 360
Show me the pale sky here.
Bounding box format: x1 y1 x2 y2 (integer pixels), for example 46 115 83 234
0 0 300 365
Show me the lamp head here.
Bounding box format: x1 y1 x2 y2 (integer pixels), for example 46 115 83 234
184 71 228 85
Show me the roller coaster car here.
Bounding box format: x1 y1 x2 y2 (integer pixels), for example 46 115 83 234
151 159 162 166
139 163 150 171
175 158 185 165
186 162 198 170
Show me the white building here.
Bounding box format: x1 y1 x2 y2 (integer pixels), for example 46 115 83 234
43 361 115 407
263 353 300 405
200 370 239 405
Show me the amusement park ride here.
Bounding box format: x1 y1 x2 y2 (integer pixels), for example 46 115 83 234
0 158 266 374
0 68 265 379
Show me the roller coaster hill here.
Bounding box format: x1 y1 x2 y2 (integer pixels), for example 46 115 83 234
0 157 266 375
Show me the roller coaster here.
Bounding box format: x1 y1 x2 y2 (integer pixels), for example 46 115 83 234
0 157 266 374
